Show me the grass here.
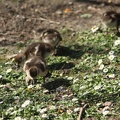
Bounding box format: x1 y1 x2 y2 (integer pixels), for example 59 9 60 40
0 28 120 120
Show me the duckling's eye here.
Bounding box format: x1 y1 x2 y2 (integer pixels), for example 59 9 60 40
46 48 51 52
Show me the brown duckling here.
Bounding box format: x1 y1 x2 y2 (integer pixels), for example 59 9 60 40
101 11 120 33
40 29 62 47
14 42 54 65
23 56 48 85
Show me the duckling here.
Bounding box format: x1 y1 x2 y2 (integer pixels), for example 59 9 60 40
102 11 120 33
40 29 62 47
23 56 48 85
14 42 54 66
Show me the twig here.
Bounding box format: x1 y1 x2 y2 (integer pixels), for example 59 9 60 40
78 104 88 120
6 54 17 59
0 31 23 36
26 17 61 25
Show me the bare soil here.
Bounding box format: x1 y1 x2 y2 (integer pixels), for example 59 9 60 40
0 0 120 46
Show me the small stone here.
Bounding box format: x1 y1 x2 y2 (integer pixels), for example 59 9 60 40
43 89 49 94
104 101 112 107
68 2 73 5
81 14 92 18
96 102 102 106
56 11 62 15
4 83 11 90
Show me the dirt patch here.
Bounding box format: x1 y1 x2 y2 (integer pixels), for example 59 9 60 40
0 0 120 45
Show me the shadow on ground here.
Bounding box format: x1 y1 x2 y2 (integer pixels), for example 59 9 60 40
55 45 84 58
48 61 75 70
42 78 71 91
56 44 111 58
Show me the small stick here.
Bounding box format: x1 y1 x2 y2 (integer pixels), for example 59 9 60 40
6 54 17 59
78 104 88 120
26 17 60 25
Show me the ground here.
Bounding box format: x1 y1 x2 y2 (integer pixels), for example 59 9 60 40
0 0 120 120
0 0 120 45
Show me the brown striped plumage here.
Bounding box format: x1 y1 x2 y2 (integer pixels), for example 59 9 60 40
102 11 120 33
14 42 54 65
40 29 62 47
23 56 47 85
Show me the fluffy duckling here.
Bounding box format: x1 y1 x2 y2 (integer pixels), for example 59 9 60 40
23 56 48 85
14 42 54 66
40 29 62 47
102 11 120 33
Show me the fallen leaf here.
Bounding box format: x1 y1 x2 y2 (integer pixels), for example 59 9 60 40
64 8 71 13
